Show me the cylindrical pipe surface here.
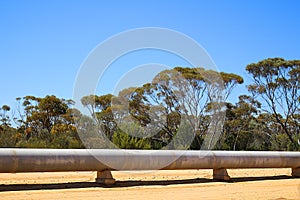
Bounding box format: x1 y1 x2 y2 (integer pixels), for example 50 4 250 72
0 149 299 173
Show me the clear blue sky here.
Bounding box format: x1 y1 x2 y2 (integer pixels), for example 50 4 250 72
0 0 299 109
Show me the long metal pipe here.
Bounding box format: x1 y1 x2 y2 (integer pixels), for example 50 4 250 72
0 149 300 173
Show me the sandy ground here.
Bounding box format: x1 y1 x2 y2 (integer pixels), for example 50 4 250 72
0 169 300 200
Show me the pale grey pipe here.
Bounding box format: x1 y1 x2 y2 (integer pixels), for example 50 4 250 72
0 148 300 173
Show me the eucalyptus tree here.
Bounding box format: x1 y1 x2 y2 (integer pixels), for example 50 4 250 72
0 105 11 127
246 58 300 148
81 67 243 149
122 67 243 149
18 95 74 140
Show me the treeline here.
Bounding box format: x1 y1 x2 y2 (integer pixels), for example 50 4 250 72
0 58 299 150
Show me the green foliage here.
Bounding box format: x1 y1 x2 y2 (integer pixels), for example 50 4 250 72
16 137 49 148
15 129 84 149
0 63 298 150
0 105 11 127
112 128 151 149
50 133 84 149
246 58 300 146
0 126 19 147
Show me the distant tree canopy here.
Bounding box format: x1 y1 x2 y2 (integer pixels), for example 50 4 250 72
78 67 244 149
0 95 83 148
246 58 300 148
0 61 299 150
